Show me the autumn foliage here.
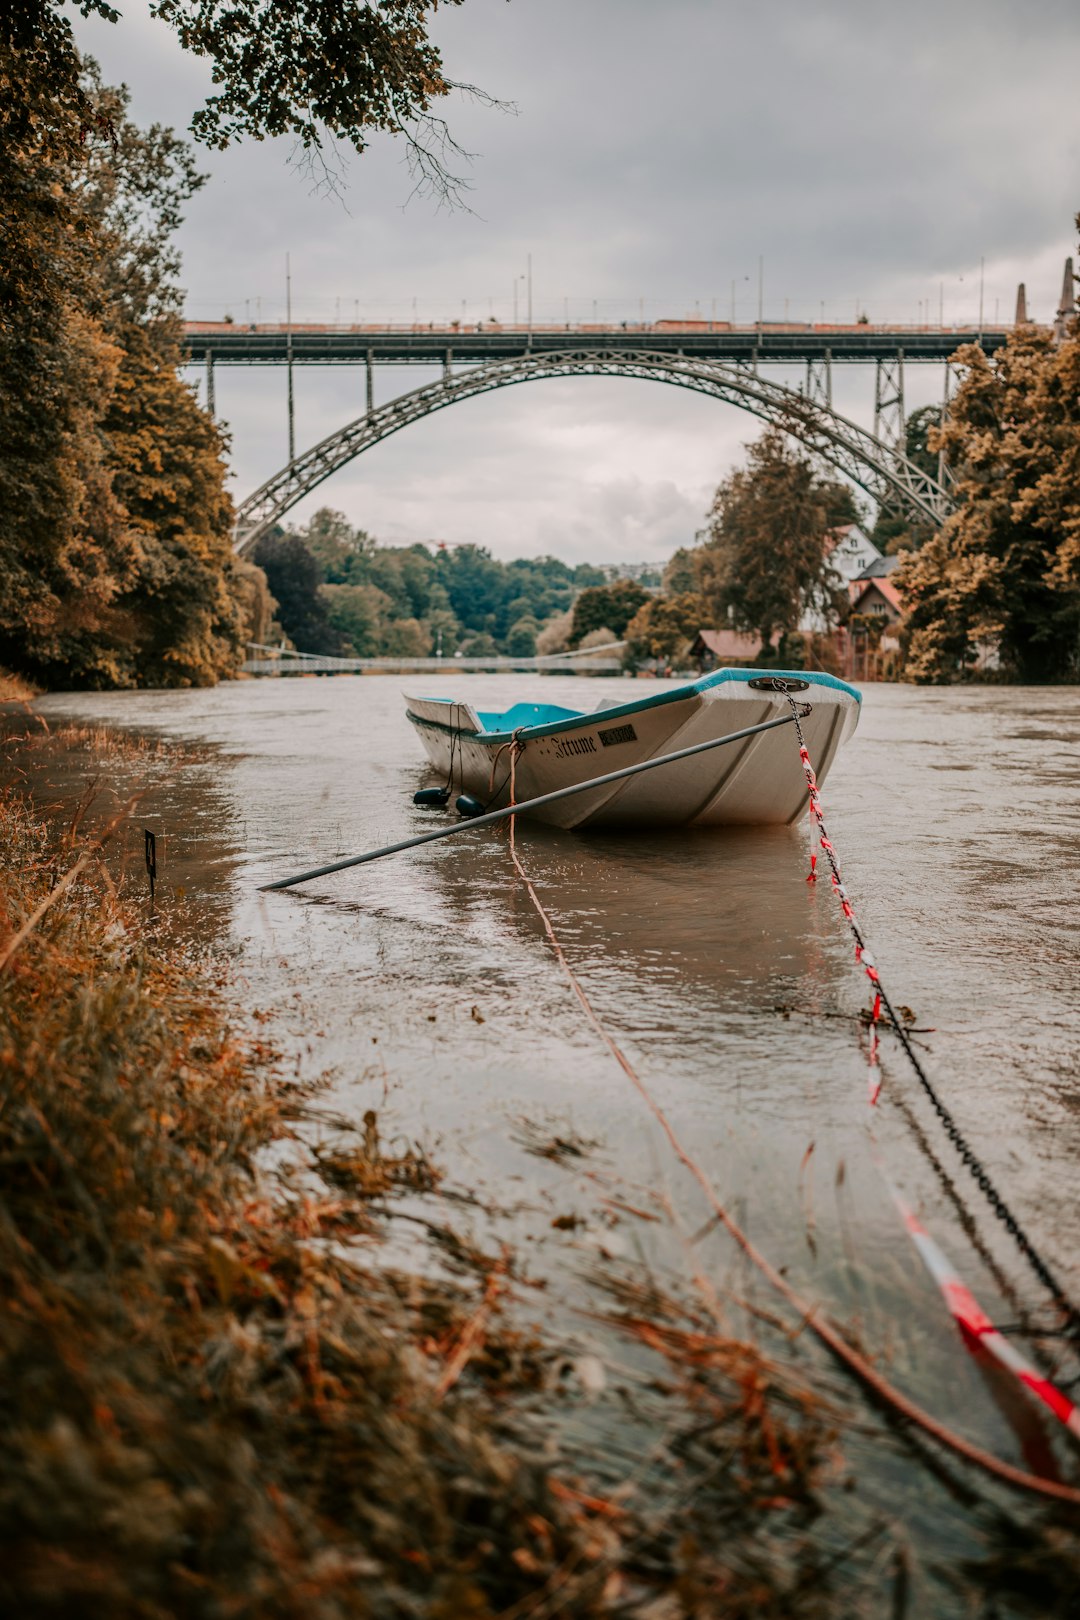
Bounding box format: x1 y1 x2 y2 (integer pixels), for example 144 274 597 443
0 27 249 688
696 430 857 652
899 294 1080 682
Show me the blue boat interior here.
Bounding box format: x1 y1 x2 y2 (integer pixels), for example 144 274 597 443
475 701 581 732
415 668 861 743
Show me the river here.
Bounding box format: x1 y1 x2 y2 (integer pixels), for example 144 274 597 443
17 674 1080 1613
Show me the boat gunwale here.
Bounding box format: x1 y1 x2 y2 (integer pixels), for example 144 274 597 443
405 668 860 746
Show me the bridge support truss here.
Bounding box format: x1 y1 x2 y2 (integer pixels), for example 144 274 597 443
937 357 961 493
805 351 833 409
232 347 954 555
873 352 905 457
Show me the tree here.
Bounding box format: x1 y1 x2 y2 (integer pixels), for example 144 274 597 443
0 1 500 688
459 631 499 657
394 547 438 619
899 294 1080 683
695 429 846 650
0 24 137 685
85 68 252 686
569 580 651 645
321 582 390 656
288 525 626 656
577 627 617 659
0 43 251 686
232 558 276 647
252 534 343 655
624 593 710 665
662 548 699 594
383 617 430 657
436 545 508 633
300 508 376 584
9 1 497 203
535 609 573 657
505 619 538 658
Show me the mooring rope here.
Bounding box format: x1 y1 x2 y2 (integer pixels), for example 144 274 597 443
503 743 1080 1503
486 728 526 806
443 702 464 795
783 690 1080 1348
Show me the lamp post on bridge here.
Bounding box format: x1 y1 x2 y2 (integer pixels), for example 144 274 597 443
285 253 295 465
978 256 985 343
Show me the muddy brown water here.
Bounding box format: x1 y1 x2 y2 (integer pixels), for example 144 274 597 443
13 675 1080 1612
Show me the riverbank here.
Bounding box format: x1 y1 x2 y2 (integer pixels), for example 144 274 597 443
0 728 875 1618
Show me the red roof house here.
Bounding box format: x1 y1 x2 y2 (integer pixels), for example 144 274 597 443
690 628 764 665
848 576 903 622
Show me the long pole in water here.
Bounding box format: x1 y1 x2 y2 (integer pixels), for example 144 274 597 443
259 707 807 892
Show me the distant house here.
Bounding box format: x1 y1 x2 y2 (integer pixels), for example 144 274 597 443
849 575 903 624
849 553 903 623
688 535 904 673
800 523 882 632
850 551 902 586
828 523 882 583
690 627 763 667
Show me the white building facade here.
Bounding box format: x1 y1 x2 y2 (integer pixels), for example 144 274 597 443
799 523 882 633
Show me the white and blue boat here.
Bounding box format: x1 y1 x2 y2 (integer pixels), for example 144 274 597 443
404 669 860 829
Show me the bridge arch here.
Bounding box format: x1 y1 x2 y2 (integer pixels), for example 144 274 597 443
232 348 952 553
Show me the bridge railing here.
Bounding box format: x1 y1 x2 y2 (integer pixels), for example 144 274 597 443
185 319 1014 339
243 656 624 675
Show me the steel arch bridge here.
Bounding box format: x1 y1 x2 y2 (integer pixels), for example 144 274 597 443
232 347 953 554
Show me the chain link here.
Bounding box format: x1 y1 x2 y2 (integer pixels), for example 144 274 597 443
785 690 1080 1347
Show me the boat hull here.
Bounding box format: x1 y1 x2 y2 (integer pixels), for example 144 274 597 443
404 671 859 830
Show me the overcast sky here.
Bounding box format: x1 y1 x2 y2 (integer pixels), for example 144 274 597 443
74 0 1080 564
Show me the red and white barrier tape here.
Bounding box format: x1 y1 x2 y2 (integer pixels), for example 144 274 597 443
890 1183 1080 1441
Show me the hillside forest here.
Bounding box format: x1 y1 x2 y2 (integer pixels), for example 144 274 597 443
251 514 661 661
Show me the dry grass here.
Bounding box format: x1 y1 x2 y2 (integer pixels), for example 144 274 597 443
0 778 867 1617
0 790 617 1617
4 747 1075 1617
0 669 40 704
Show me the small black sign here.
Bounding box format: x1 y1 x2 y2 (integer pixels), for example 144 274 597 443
597 722 638 747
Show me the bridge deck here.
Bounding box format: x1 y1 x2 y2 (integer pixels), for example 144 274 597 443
185 323 1011 366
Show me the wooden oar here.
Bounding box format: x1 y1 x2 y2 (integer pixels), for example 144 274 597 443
259 707 808 893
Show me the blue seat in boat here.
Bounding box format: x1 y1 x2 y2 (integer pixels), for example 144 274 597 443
475 701 583 735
